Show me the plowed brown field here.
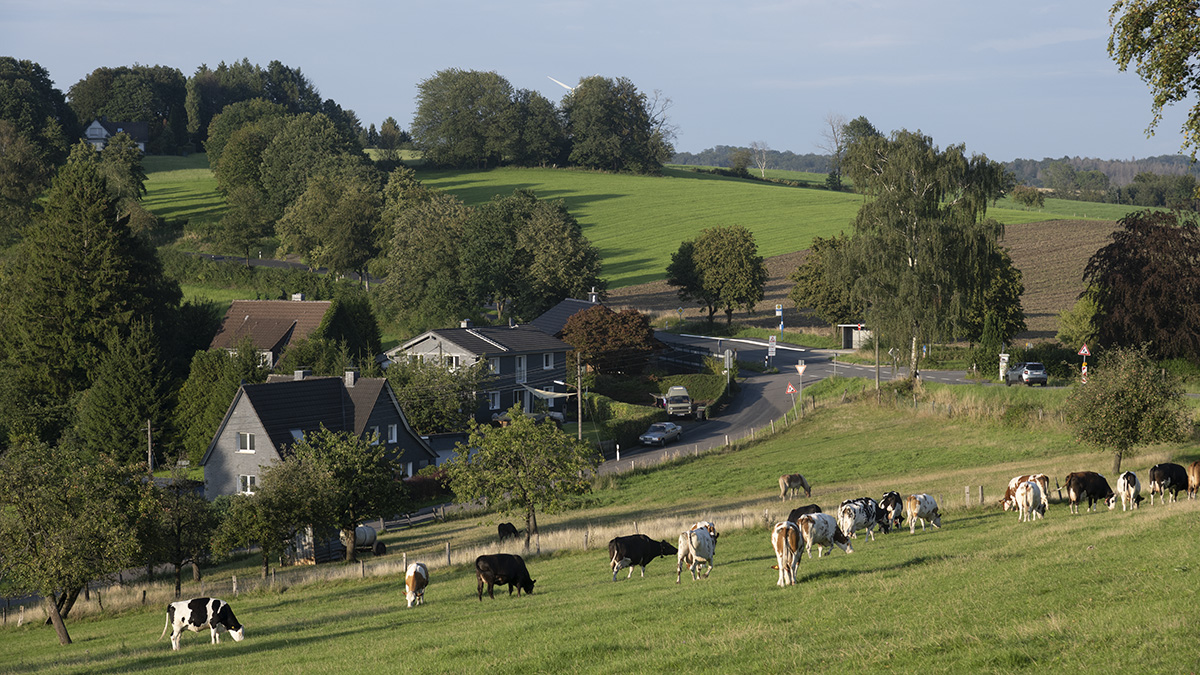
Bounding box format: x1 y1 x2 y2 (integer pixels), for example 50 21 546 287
607 219 1117 341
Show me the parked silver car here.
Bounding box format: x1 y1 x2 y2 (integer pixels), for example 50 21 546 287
1005 362 1048 386
639 422 683 446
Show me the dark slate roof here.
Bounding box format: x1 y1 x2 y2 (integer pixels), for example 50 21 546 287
210 300 332 351
529 298 607 337
401 324 570 357
98 119 150 144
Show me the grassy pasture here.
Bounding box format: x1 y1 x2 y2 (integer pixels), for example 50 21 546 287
6 389 1198 672
142 154 225 231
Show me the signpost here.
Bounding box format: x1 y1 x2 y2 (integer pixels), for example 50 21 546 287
768 335 777 368
1079 344 1090 384
999 353 1009 383
795 360 806 416
776 303 784 331
786 382 797 410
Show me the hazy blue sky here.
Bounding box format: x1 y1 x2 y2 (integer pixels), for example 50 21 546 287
3 0 1188 162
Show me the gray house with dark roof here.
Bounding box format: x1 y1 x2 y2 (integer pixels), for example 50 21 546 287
386 324 572 423
209 298 333 367
529 296 608 339
200 370 435 500
84 119 150 152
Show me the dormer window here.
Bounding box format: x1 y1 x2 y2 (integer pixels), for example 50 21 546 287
238 432 255 453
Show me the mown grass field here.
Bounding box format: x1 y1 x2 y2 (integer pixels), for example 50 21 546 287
6 387 1198 673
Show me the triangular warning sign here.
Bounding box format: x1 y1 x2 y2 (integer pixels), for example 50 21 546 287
786 383 797 394
1078 343 1090 357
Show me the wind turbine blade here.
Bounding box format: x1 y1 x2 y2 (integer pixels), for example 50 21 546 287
547 76 574 92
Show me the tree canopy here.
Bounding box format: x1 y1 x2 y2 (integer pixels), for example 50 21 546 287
411 69 517 169
1064 344 1190 473
1109 0 1200 158
562 76 673 174
1083 209 1200 360
385 357 489 434
68 64 188 153
444 405 600 550
562 305 657 375
788 234 865 326
669 226 767 325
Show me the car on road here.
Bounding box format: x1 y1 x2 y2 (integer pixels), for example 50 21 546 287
1005 362 1048 386
639 422 683 446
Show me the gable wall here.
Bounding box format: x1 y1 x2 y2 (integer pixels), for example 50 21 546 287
204 398 277 500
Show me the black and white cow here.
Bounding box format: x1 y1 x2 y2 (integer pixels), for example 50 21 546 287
1111 471 1143 511
608 534 678 581
497 522 520 542
1148 463 1188 505
879 491 905 533
476 554 535 600
159 598 244 651
786 504 822 523
837 497 882 542
796 513 854 558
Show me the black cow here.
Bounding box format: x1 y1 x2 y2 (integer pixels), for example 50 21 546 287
607 534 678 581
786 504 822 523
1149 463 1189 504
879 491 905 533
1064 471 1115 514
497 522 519 542
476 554 535 600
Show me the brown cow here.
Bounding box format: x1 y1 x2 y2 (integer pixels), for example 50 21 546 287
1064 471 1114 514
770 521 801 587
779 474 811 501
1188 461 1200 500
1000 474 1050 511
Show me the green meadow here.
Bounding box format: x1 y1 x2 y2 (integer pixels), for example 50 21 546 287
5 386 1198 673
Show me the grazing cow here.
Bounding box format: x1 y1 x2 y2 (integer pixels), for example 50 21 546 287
676 527 715 583
879 491 904 533
1063 471 1115 514
405 562 428 608
779 474 811 500
475 554 535 600
1111 471 1142 511
786 504 822 523
797 513 853 558
608 534 678 581
159 598 244 651
771 521 801 587
497 522 519 542
690 520 720 544
1148 463 1188 505
1014 481 1045 523
905 494 942 533
1188 461 1200 500
1000 474 1051 511
837 497 882 542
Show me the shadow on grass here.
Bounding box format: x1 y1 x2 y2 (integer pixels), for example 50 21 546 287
797 555 934 584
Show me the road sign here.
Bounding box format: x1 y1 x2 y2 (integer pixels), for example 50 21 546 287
768 335 777 357
1078 344 1090 357
775 304 783 316
795 363 807 376
786 383 797 394
1081 362 1088 384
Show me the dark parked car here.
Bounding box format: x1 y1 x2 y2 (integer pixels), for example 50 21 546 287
1005 362 1048 386
639 422 683 446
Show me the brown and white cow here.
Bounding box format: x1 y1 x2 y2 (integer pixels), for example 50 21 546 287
1188 461 1200 500
1111 471 1142 511
1001 474 1050 511
1148 463 1188 504
405 562 428 607
797 513 854 558
676 527 715 583
1063 471 1114 514
779 474 811 501
771 521 801 587
159 598 244 651
905 493 942 533
1014 480 1045 523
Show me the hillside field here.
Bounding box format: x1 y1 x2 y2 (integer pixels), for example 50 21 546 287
4 390 1199 672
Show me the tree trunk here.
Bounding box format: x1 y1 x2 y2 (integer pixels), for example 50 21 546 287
1112 451 1123 475
343 527 358 563
725 307 734 325
46 595 72 645
261 551 270 580
192 561 202 583
524 509 538 551
45 586 81 625
174 563 183 599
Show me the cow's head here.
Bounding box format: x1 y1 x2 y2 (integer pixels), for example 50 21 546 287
229 625 245 642
930 509 942 528
1106 494 1117 510
521 578 536 595
659 540 679 557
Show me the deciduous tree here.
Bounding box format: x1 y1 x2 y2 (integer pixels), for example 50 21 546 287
1083 209 1200 360
691 225 768 325
411 69 517 168
788 234 865 326
444 405 599 550
386 357 489 434
562 76 673 174
1064 344 1190 473
276 171 383 285
562 305 657 375
150 468 217 598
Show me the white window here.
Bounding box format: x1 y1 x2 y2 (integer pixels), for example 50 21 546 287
388 424 398 443
290 429 304 441
543 353 554 369
444 354 460 370
238 432 255 453
238 475 257 495
488 357 500 374
370 426 380 444
488 391 501 410
515 355 527 384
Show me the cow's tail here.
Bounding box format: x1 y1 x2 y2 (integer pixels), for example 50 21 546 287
159 611 170 641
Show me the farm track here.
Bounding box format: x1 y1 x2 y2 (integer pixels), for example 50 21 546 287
608 219 1118 341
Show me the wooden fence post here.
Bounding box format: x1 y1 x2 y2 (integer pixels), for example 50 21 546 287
583 532 589 550
403 552 407 573
232 575 238 597
965 486 970 508
770 420 775 434
445 542 451 566
978 485 984 505
360 561 365 579
271 569 276 589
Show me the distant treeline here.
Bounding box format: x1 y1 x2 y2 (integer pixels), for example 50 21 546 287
674 146 1200 188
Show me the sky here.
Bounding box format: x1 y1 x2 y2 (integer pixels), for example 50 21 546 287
3 0 1191 163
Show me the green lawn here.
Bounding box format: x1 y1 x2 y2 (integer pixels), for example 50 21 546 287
6 392 1198 672
142 154 226 230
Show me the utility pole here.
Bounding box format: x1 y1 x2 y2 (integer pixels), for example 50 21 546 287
146 419 153 474
576 351 583 441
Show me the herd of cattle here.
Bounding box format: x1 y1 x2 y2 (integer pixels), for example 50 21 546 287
157 461 1200 649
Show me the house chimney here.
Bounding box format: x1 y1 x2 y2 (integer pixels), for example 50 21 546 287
291 293 305 301
344 370 358 387
293 369 310 381
588 286 598 303
460 319 473 328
